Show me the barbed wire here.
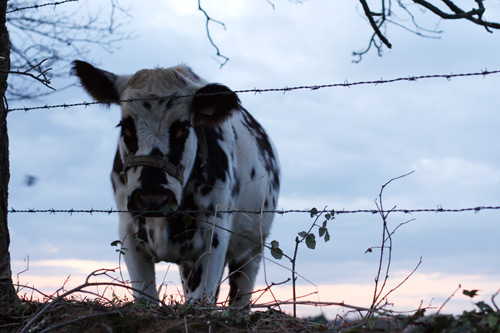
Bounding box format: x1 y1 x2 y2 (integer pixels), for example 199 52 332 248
7 68 500 112
6 0 78 14
7 205 500 216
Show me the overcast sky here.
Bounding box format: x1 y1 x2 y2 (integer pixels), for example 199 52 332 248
6 0 500 318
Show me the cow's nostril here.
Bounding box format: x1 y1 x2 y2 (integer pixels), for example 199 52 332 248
128 188 176 215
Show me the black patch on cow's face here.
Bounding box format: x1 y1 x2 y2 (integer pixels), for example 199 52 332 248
128 148 178 213
139 148 167 187
168 120 191 165
118 117 138 154
111 148 124 192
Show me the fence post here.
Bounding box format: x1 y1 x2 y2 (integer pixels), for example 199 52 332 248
0 0 17 309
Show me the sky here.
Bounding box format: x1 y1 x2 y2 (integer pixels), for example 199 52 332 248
6 0 500 319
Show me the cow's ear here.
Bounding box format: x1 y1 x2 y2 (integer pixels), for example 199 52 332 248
71 60 128 104
192 83 241 125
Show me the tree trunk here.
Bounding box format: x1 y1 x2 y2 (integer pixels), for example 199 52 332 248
0 0 16 309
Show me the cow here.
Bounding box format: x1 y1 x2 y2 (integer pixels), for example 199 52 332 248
71 61 280 308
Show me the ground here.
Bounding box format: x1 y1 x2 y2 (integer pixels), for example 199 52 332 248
1 296 499 332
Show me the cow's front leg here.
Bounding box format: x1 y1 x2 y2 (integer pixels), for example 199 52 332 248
119 214 157 302
179 217 230 304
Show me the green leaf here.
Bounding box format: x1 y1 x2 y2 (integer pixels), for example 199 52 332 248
110 240 121 247
298 231 308 238
322 220 328 228
324 230 330 242
270 240 283 259
318 227 326 237
271 247 283 260
463 289 479 298
310 207 318 217
162 203 178 215
325 213 331 220
486 313 498 328
413 309 426 319
182 215 193 225
305 233 316 249
476 301 493 312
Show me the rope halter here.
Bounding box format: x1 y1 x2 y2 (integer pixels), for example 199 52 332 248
120 155 185 184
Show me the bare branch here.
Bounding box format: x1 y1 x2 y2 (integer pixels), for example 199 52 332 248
356 0 500 61
6 0 133 99
2 58 54 90
6 0 78 14
198 0 229 68
359 0 392 49
437 284 462 314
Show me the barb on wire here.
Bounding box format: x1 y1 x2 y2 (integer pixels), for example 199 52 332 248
7 205 500 215
7 68 500 112
6 0 78 14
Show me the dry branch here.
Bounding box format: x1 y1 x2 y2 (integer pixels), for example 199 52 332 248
356 0 500 61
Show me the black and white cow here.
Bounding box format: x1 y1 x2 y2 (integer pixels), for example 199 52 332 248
72 61 280 307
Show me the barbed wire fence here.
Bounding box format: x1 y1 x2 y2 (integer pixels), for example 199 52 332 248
7 66 500 328
7 205 500 216
7 68 500 113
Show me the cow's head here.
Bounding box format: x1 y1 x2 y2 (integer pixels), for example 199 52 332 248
72 61 241 215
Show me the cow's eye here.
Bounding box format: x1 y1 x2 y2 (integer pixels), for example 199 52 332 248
117 117 138 153
117 121 132 138
123 127 133 138
175 122 191 140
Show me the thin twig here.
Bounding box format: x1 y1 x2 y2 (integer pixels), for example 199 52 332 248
437 284 462 314
197 0 229 67
6 0 78 14
491 288 500 312
20 268 173 333
375 256 422 309
359 0 392 48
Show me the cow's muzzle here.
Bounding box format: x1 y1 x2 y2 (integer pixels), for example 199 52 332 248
127 187 177 216
121 154 185 216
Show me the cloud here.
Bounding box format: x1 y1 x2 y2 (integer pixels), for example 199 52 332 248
6 0 500 316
